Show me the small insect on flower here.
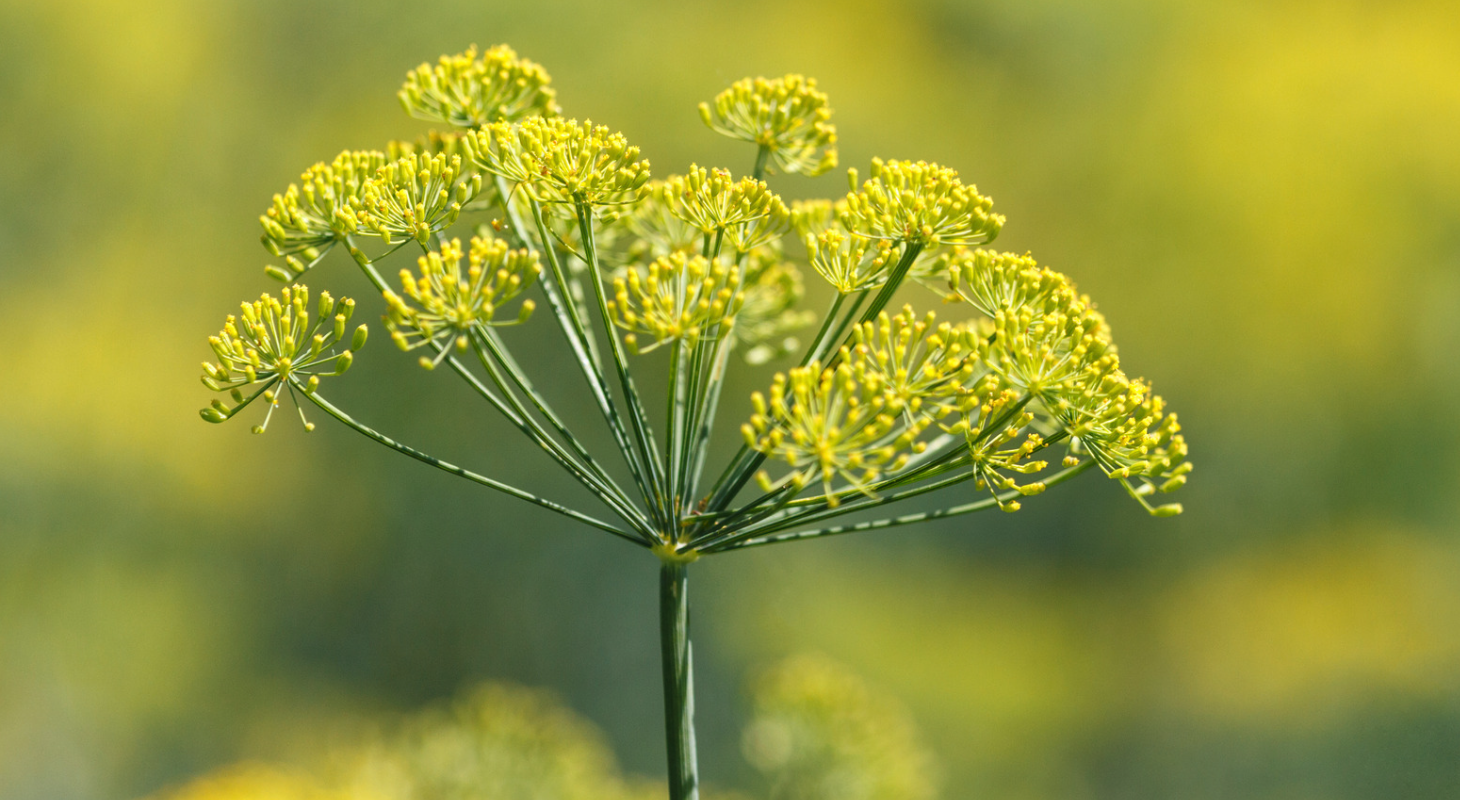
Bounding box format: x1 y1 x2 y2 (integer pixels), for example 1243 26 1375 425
840 159 1004 247
399 44 560 129
358 152 482 245
199 285 366 433
608 253 743 354
465 117 651 212
260 150 387 281
699 75 838 177
384 234 542 370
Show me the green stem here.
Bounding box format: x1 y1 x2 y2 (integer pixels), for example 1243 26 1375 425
699 292 849 516
752 144 771 181
720 460 1097 551
855 241 925 328
575 200 669 521
523 197 662 527
300 387 640 544
659 561 700 800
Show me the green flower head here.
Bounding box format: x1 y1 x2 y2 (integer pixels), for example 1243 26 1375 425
699 74 838 177
399 44 559 129
465 117 651 210
608 253 742 354
840 159 1004 247
199 285 366 433
743 355 932 506
736 247 816 365
259 150 386 281
668 165 790 253
384 234 541 370
358 152 481 245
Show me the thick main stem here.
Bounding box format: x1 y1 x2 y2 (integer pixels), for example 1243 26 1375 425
659 561 699 800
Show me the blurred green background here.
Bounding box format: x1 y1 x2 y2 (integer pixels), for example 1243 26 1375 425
4 0 1460 797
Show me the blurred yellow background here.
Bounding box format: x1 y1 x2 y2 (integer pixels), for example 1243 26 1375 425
3 0 1459 798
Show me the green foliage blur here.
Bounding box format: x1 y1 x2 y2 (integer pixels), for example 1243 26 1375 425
3 0 1459 798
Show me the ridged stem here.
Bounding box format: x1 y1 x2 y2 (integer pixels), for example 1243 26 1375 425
659 561 699 800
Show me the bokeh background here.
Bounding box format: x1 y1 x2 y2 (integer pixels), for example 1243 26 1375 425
4 0 1460 797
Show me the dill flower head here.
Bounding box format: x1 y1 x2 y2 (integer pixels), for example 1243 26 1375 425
848 306 978 415
398 45 559 129
945 248 1075 316
259 150 386 281
987 300 1116 398
736 246 816 365
465 117 651 210
607 252 742 354
699 74 838 177
743 356 931 505
668 165 790 253
199 285 366 433
358 152 480 245
1054 371 1190 516
384 234 541 369
806 228 897 293
840 159 1004 247
387 129 472 161
789 198 841 241
622 178 702 263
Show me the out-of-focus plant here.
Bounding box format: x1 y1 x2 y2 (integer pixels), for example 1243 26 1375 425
196 45 1192 800
339 684 659 800
743 654 938 800
146 764 346 800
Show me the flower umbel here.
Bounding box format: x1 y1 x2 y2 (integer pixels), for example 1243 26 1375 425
840 158 1004 246
399 45 559 129
259 150 386 281
608 253 742 354
806 229 897 294
384 234 541 369
668 165 790 253
358 153 480 245
699 74 838 177
743 354 932 505
199 285 366 433
466 117 651 209
204 50 1195 800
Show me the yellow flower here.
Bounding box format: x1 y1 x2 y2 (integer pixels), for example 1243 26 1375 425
465 117 650 210
840 158 1003 247
199 285 365 433
357 153 480 245
608 253 742 354
258 150 385 280
398 44 559 129
384 234 541 369
699 75 838 176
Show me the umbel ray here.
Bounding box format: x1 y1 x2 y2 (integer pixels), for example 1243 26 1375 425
198 45 1191 800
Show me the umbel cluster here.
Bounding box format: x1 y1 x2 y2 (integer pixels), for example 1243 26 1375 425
200 44 1190 562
